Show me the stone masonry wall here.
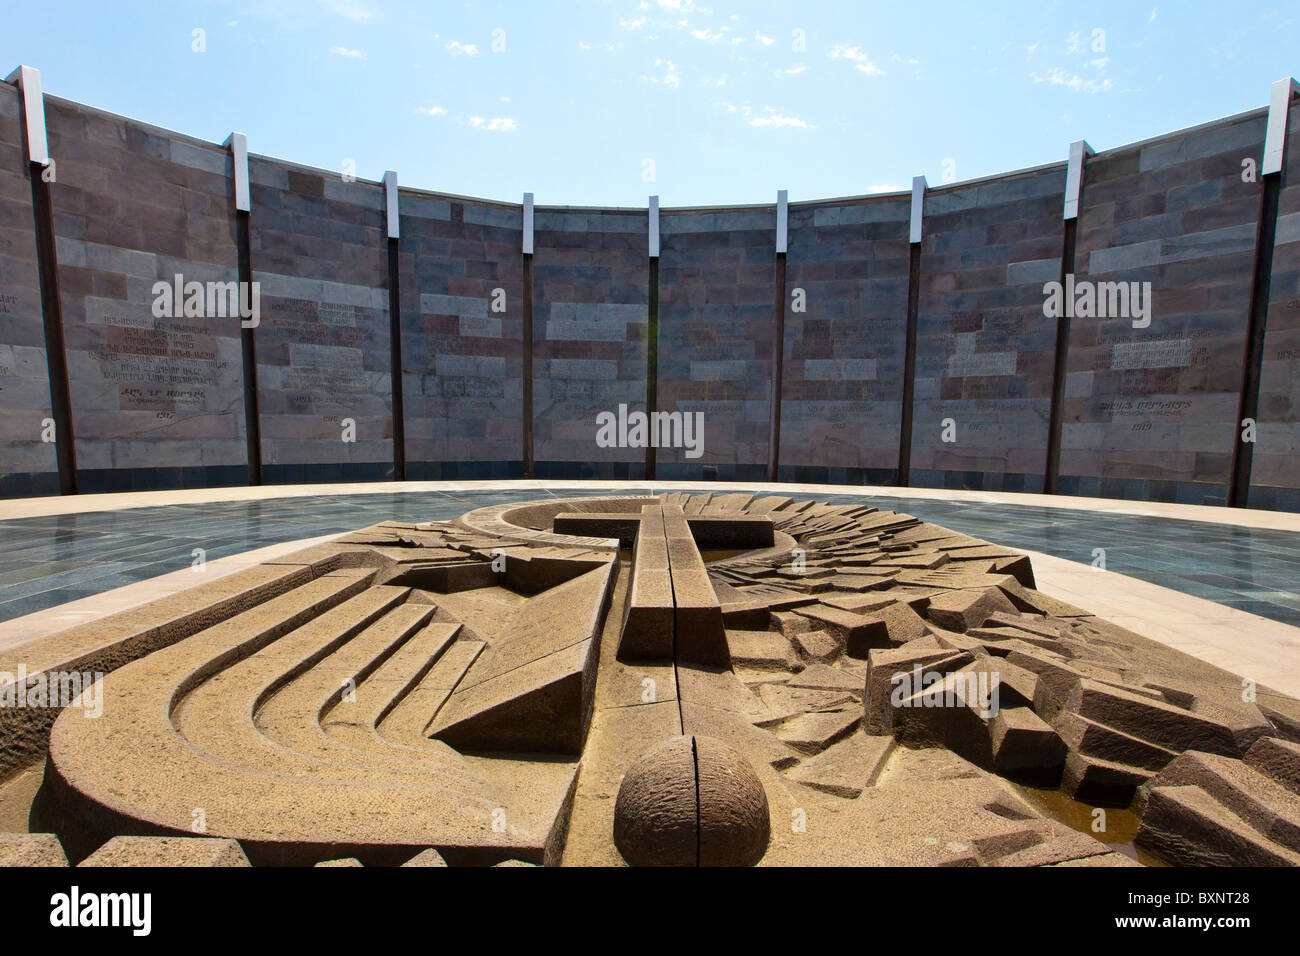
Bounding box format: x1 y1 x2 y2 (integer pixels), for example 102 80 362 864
0 83 56 496
44 96 246 493
656 207 776 480
1061 110 1267 506
250 157 393 483
533 207 648 478
397 193 524 478
910 165 1066 494
2 89 1298 512
780 196 910 483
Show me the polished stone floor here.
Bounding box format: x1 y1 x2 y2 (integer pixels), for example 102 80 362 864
1 486 1298 628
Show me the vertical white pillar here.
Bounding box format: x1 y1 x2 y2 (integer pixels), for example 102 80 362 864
5 65 49 166
384 171 399 239
224 132 250 212
648 195 660 258
1263 76 1300 176
522 192 534 254
1063 140 1094 220
775 189 788 253
909 176 927 244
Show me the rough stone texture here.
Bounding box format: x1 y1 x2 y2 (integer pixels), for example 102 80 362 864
533 208 647 477
0 83 58 497
911 166 1065 494
611 735 699 866
656 209 775 480
0 832 69 866
613 734 769 866
780 196 909 482
79 836 252 867
1062 109 1269 506
398 193 523 478
7 493 1300 868
44 97 248 492
249 159 393 483
401 847 448 867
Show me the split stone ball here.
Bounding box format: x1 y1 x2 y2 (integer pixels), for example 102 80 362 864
613 734 770 867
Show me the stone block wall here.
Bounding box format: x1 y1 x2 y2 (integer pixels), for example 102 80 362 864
0 83 56 496
44 96 247 493
250 158 393 483
397 193 524 478
1061 109 1268 506
2 86 1299 512
656 208 776 480
533 208 648 478
910 166 1066 494
780 196 910 484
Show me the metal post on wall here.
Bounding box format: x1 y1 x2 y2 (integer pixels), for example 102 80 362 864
7 65 78 494
896 175 926 488
1229 76 1299 508
521 191 535 478
768 189 788 483
1044 139 1093 495
224 131 261 485
384 170 405 481
646 194 660 480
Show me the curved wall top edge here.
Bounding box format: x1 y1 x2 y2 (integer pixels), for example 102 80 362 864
40 91 231 157
1088 102 1273 160
19 77 1289 216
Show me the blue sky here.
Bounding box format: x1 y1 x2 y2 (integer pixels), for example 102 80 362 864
2 1 1296 206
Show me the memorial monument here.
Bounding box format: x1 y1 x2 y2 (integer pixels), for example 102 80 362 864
3 492 1298 867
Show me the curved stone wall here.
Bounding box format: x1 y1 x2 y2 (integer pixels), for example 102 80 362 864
1 80 1298 511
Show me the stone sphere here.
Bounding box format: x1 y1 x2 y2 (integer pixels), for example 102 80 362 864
613 735 770 867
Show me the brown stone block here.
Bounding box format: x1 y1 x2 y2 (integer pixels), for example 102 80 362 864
79 837 252 867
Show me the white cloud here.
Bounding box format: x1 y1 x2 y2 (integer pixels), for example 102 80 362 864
748 105 812 128
1065 31 1083 54
723 101 813 129
329 45 366 60
446 40 480 56
690 27 724 43
828 43 884 76
755 30 774 46
778 64 807 76
1031 67 1114 94
642 58 680 88
1090 56 1109 69
416 105 447 117
1149 8 1158 22
619 16 647 30
468 116 518 132
578 40 592 50
703 74 728 86
1027 42 1039 55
